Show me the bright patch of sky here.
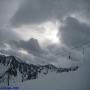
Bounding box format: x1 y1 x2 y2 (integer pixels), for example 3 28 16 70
13 20 61 47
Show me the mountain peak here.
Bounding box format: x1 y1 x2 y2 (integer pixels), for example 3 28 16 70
0 54 79 86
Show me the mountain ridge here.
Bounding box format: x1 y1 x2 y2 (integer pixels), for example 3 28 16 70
0 54 79 86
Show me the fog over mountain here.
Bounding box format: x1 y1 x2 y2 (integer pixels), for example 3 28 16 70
0 0 90 90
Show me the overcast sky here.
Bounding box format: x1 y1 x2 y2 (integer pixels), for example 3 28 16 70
0 0 90 67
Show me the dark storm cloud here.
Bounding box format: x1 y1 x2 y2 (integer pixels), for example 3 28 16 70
10 38 45 56
0 30 20 59
59 16 90 48
11 0 90 27
0 0 21 28
0 29 19 43
0 28 20 50
0 0 21 46
0 38 49 64
0 0 89 64
7 38 73 66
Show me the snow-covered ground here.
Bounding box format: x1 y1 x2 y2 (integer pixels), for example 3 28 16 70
0 53 89 90
19 59 89 90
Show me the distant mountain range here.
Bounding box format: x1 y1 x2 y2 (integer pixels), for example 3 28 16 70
0 54 79 86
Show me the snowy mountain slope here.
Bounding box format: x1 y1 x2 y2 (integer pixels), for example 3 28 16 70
20 58 90 90
19 66 88 90
0 54 79 87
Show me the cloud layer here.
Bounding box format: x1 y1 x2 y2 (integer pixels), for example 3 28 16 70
59 16 90 48
11 0 90 27
0 0 90 89
0 0 90 66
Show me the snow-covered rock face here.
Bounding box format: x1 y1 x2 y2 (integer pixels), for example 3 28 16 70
0 54 79 86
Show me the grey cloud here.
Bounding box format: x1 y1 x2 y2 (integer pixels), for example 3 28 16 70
0 29 20 45
0 0 89 67
59 16 90 48
11 0 90 27
0 38 47 64
0 0 22 47
7 38 76 66
0 49 35 64
0 0 21 28
10 38 45 56
1 38 56 65
0 36 82 67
